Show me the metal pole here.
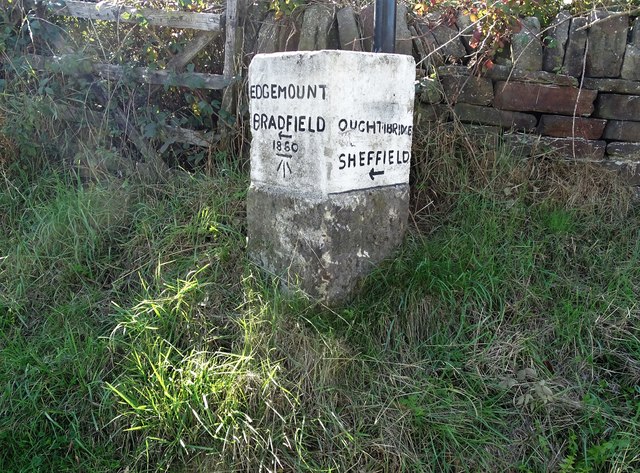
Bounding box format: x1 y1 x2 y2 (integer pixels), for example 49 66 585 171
373 0 396 53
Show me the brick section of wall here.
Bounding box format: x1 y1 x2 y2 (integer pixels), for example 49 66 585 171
594 94 640 120
603 121 640 141
440 75 493 106
493 82 597 116
454 103 537 130
537 115 607 140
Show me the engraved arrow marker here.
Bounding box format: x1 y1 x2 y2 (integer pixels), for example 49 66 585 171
369 168 384 180
276 154 293 178
278 131 292 140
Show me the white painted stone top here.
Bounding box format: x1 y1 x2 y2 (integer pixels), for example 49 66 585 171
249 50 416 195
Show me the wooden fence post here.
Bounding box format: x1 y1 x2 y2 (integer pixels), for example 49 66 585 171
219 0 246 149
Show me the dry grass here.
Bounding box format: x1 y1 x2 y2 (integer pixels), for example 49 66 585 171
410 116 634 227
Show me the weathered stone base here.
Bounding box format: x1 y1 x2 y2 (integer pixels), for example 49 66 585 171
247 184 409 305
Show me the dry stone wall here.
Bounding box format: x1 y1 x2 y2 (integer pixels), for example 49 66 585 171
246 4 640 187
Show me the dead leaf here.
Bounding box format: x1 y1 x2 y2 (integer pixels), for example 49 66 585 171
498 377 517 389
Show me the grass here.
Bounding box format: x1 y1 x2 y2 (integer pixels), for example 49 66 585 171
1 124 639 472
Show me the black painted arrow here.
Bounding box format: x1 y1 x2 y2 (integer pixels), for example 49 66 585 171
369 168 385 180
278 131 292 140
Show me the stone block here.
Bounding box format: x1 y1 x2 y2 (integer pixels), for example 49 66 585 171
247 184 409 303
607 141 640 159
511 17 543 71
298 5 335 51
540 137 606 160
543 11 572 73
585 10 628 78
537 115 606 139
516 70 578 87
493 81 597 116
632 17 640 46
277 12 303 52
502 135 606 160
395 3 413 56
484 66 578 86
594 94 640 120
360 4 374 52
414 103 450 124
481 64 512 81
440 64 580 91
621 45 640 80
603 120 640 141
563 17 587 77
421 14 466 61
336 7 362 51
453 103 537 130
414 20 445 66
243 2 270 61
431 21 466 61
411 25 429 66
256 12 279 54
582 78 640 94
439 74 493 105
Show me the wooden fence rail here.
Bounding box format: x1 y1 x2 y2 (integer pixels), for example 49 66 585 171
13 0 243 165
23 54 233 90
50 0 224 32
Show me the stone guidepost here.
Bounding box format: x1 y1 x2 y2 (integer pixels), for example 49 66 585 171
247 50 415 305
